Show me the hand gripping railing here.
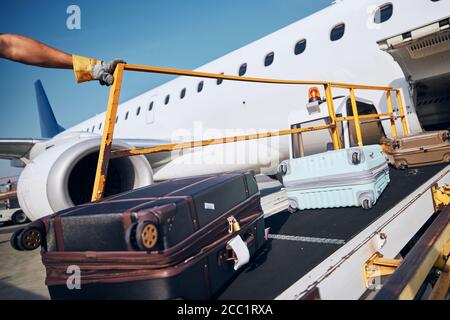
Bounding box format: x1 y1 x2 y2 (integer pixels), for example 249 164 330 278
91 63 409 201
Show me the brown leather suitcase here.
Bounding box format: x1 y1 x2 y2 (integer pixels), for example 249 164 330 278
381 130 450 169
11 171 267 299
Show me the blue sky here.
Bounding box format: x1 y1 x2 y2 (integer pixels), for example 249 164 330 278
0 0 331 177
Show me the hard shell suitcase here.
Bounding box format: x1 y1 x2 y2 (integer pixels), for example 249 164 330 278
12 171 266 300
279 145 390 211
381 130 450 169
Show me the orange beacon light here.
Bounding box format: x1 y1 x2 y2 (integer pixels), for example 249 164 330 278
308 87 321 103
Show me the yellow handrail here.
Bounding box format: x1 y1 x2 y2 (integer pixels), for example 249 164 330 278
124 64 395 91
91 63 409 201
111 124 335 158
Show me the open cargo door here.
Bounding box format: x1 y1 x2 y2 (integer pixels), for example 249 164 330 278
378 17 450 131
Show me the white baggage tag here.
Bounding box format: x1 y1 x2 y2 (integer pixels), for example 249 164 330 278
227 235 250 271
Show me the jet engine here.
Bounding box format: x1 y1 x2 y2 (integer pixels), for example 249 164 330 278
17 132 153 221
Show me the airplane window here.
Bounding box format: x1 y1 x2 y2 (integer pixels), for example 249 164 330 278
239 63 247 76
148 101 154 111
294 39 307 55
375 3 393 24
115 116 118 124
264 52 274 67
165 95 170 105
125 111 129 120
180 88 186 99
330 23 345 41
98 122 102 130
197 81 204 92
91 125 95 132
136 106 141 116
217 73 224 85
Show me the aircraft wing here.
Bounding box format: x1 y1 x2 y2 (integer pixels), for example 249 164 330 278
0 138 45 160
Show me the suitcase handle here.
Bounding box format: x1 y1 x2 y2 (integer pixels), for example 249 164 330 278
218 232 255 266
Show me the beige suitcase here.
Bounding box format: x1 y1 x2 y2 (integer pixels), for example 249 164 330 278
381 130 450 169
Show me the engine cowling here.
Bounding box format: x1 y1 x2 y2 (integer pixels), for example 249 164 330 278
17 132 153 221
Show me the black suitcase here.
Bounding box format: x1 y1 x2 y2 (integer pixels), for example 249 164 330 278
12 171 266 300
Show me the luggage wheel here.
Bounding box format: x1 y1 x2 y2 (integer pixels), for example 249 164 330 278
12 227 42 251
362 199 372 210
125 223 138 250
10 228 25 251
136 222 159 251
398 161 408 170
288 199 299 213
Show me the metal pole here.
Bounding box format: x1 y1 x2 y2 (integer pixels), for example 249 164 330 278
349 88 364 147
111 124 334 158
324 84 341 150
91 63 125 201
396 90 409 136
124 64 394 91
386 91 397 139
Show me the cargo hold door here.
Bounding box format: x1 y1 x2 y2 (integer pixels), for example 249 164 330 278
378 17 450 130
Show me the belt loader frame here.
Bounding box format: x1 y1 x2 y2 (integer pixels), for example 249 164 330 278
91 63 409 202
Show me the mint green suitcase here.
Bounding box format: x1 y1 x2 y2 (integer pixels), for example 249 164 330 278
279 145 390 211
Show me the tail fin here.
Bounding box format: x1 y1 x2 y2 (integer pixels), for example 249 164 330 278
34 80 64 138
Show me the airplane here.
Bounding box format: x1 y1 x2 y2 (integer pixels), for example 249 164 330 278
0 0 449 221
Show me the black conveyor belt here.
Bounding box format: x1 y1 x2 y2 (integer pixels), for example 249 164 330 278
216 164 448 300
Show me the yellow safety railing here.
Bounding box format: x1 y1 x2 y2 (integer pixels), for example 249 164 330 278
91 64 409 201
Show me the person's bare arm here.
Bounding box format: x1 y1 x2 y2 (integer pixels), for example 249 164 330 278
0 33 72 69
0 34 125 86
